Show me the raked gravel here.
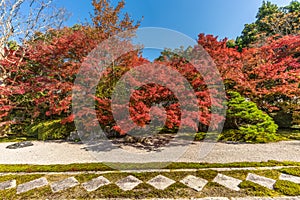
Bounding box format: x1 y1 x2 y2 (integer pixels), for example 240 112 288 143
0 140 299 165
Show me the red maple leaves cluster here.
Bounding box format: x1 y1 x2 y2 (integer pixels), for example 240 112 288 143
0 27 299 135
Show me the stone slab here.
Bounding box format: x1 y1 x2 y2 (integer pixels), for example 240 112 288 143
147 175 176 190
0 180 16 190
279 173 300 184
180 175 208 192
115 175 142 191
50 177 79 193
212 173 242 191
17 177 48 194
246 173 276 190
82 176 110 192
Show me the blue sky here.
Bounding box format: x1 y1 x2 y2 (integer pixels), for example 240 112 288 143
56 0 289 39
54 0 290 60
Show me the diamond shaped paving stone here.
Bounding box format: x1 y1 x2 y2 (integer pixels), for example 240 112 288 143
82 176 110 192
0 180 16 191
212 173 242 191
147 175 176 190
17 177 48 194
50 177 79 193
279 173 300 184
246 173 276 190
180 175 208 192
115 175 142 191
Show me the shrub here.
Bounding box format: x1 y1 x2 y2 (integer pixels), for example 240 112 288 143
219 91 279 143
26 120 75 140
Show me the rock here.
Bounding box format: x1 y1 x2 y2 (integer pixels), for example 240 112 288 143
124 135 137 143
143 138 154 146
67 131 81 142
6 141 33 149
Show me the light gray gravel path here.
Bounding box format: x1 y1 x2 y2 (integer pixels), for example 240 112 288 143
0 140 299 164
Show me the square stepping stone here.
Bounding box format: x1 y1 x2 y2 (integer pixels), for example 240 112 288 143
82 176 110 192
279 173 300 184
246 173 276 190
115 175 142 191
0 180 16 191
17 177 48 194
180 175 208 192
147 175 176 190
50 177 79 193
212 173 242 191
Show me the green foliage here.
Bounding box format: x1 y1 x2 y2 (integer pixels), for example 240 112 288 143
237 0 300 48
26 120 75 140
256 1 280 20
7 41 19 50
284 0 300 12
194 132 206 141
220 91 279 143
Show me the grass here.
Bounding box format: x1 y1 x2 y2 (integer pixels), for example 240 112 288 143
0 168 299 199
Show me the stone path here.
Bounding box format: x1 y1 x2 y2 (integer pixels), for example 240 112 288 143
0 170 299 198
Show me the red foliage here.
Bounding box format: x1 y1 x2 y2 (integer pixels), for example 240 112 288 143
198 34 300 112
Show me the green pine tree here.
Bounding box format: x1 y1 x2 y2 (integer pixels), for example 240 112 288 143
220 91 279 143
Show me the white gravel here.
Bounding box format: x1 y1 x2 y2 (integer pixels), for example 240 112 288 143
0 140 299 165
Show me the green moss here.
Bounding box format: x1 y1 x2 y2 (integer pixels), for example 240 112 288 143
0 163 113 173
253 170 281 180
279 167 300 176
239 180 280 197
195 170 218 181
221 170 250 180
0 161 298 173
274 180 300 196
0 169 299 198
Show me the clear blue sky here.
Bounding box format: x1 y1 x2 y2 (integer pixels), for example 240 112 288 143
56 0 289 39
54 0 290 60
